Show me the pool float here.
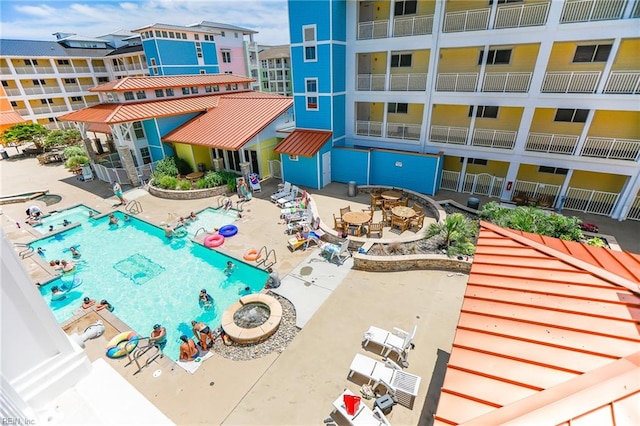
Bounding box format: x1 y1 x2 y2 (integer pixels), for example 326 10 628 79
62 262 76 273
174 228 188 238
243 248 261 262
219 224 238 238
51 291 67 301
60 275 83 291
204 233 224 248
105 331 139 359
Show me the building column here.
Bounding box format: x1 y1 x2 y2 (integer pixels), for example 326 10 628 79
501 162 520 201
612 172 640 220
117 145 139 185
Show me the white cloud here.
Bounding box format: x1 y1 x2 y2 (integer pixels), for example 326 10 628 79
13 4 56 18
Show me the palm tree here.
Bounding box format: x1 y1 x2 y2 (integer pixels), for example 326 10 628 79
426 213 477 257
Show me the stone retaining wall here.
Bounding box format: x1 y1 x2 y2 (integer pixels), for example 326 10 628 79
147 182 228 200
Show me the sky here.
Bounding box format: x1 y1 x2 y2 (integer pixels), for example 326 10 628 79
0 0 291 45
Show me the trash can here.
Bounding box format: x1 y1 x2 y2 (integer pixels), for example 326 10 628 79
0 150 8 160
197 163 206 173
467 197 480 210
348 181 358 197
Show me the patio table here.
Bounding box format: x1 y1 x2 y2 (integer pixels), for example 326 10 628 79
186 172 204 182
343 211 371 237
381 190 402 201
392 206 416 219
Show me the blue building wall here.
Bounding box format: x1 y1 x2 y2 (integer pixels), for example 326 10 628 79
293 95 333 130
318 142 332 187
288 1 331 43
144 113 200 161
332 94 345 139
141 39 220 76
155 40 198 66
369 151 442 195
202 43 219 67
160 66 219 76
281 154 319 189
332 0 347 41
332 43 346 93
332 147 369 185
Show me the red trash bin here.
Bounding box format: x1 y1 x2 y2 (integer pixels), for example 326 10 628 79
343 394 361 415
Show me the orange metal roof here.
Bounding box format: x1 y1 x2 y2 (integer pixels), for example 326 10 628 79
274 129 332 157
90 74 254 92
434 221 640 426
162 92 292 150
58 96 219 124
0 110 26 126
86 122 111 134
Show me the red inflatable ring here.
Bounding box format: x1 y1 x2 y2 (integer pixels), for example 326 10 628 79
204 233 224 248
243 248 261 262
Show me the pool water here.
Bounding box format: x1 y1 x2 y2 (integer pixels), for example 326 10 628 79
179 207 239 237
32 205 98 234
32 208 267 361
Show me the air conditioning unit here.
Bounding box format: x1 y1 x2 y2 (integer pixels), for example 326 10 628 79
212 158 224 172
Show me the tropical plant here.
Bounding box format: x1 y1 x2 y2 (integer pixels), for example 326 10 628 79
173 156 193 175
151 157 179 181
227 176 237 193
43 129 82 149
65 155 89 169
155 175 178 190
63 145 85 159
585 237 606 248
177 179 192 190
1 123 48 148
426 213 477 257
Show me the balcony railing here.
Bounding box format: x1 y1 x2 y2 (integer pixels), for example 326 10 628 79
92 66 108 73
30 106 52 114
4 88 21 96
70 103 86 110
357 74 386 91
386 123 421 140
443 8 490 32
15 108 30 116
436 73 478 91
79 84 94 91
74 66 91 73
603 71 640 94
482 72 532 92
430 126 469 144
564 187 619 216
393 15 433 36
471 129 517 149
580 137 640 161
541 71 601 93
495 2 550 28
14 67 35 75
0 67 11 75
62 84 80 92
49 105 69 112
112 65 125 72
560 0 625 23
358 20 389 40
390 73 427 91
525 133 579 154
356 120 383 137
33 67 55 74
21 87 47 95
57 66 74 73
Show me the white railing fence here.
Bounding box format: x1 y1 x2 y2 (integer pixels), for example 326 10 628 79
440 170 460 192
495 2 550 28
389 73 427 91
268 159 282 180
580 137 640 161
603 71 640 94
482 72 532 92
563 187 619 216
393 15 433 36
472 129 517 149
430 126 469 144
385 123 421 141
463 173 504 197
513 180 561 204
626 196 640 221
356 121 383 137
358 20 389 40
436 73 479 91
443 8 490 32
357 74 386 91
560 0 625 23
541 71 601 93
525 133 579 155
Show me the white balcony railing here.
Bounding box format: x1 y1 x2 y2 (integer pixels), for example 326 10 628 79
29 106 52 114
33 67 55 74
14 67 34 75
56 66 75 73
386 123 421 140
430 126 469 144
603 71 640 94
482 72 532 92
70 103 86 110
357 74 386 91
92 66 107 73
525 133 579 154
0 67 11 75
390 73 427 91
560 0 625 23
436 73 478 91
21 87 45 95
564 187 619 216
580 137 640 161
356 120 383 137
393 15 433 37
495 2 550 28
49 105 69 112
541 71 601 93
471 129 517 149
112 65 125 72
443 8 490 32
79 84 94 91
4 88 21 96
74 66 91 73
15 108 30 116
62 84 80 93
357 20 389 40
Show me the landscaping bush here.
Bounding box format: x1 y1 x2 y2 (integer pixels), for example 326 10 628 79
177 179 192 190
197 171 224 189
156 175 178 190
426 213 477 257
151 157 179 181
65 155 89 169
63 145 85 159
174 156 193 176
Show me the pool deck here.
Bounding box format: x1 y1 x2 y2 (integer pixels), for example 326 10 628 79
2 157 639 425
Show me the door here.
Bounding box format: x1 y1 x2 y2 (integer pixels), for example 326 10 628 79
322 151 331 188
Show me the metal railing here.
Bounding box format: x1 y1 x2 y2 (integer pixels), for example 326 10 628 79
430 126 469 144
436 73 478 91
255 246 276 270
626 196 640 221
92 66 107 73
563 187 619 216
74 66 91 73
357 74 386 91
482 72 532 92
462 173 504 198
390 73 427 91
440 170 460 191
356 121 383 137
603 71 640 94
541 71 601 93
357 20 389 40
495 2 550 28
513 180 561 205
525 133 579 155
471 129 517 149
580 137 640 161
560 0 625 23
393 15 433 36
443 8 490 32
385 123 421 141
56 66 74 73
4 88 21 96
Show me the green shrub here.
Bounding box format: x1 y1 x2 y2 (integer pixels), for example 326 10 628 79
151 157 179 181
174 156 193 175
63 145 85 159
426 213 477 257
586 237 606 248
65 155 89 169
156 175 178 190
177 179 192 190
197 171 224 189
227 176 237 193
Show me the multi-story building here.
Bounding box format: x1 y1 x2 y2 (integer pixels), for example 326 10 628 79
259 45 293 96
282 0 640 221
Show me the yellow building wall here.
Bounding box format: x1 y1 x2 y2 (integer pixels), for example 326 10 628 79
445 0 486 13
475 106 523 131
388 103 424 125
373 1 391 20
71 59 89 68
85 95 100 103
570 171 626 192
589 111 640 139
258 136 281 176
174 143 196 171
431 104 472 127
547 40 612 72
371 52 387 74
529 108 583 135
369 102 385 121
443 155 462 172
517 164 567 186
418 0 436 14
192 145 212 170
485 43 539 72
612 38 640 71
439 47 482 73
390 50 429 74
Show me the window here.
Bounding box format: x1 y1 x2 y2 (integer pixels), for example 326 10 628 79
461 157 488 165
306 96 318 109
133 122 145 139
190 87 198 94
155 30 161 37
303 25 317 62
469 105 499 118
194 34 200 40
182 33 187 39
97 77 109 83
306 78 318 110
155 89 165 97
40 98 53 104
306 79 317 92
305 46 317 61
197 52 203 58
489 0 523 4
25 59 38 65
221 31 226 37
63 78 76 84
48 117 55 122
232 84 238 90
204 35 210 41
135 91 146 99
124 91 134 100
263 82 269 89
140 147 152 164
200 70 206 75
205 85 212 93
161 31 168 38
1 81 8 87
70 96 82 102
222 51 231 63
243 83 249 89
182 87 190 95
225 84 232 91
289 155 299 161
234 32 238 38
225 71 233 75
165 88 174 96
32 79 46 85
573 44 612 63
478 49 512 65
168 32 175 38
539 166 568 175
57 59 70 65
10 101 17 107
554 108 589 123
394 0 417 16
387 103 408 114
150 58 157 66
391 54 412 68
212 85 220 92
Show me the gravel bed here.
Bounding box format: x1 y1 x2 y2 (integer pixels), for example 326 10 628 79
211 292 299 361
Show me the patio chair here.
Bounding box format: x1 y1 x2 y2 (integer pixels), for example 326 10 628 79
348 353 421 403
81 166 94 182
270 182 292 202
390 215 408 233
320 239 351 264
248 173 261 193
411 204 424 214
332 389 391 426
333 214 346 233
366 222 384 238
408 214 425 232
287 230 321 251
381 209 391 227
340 206 352 217
370 193 383 211
362 324 417 367
276 186 299 207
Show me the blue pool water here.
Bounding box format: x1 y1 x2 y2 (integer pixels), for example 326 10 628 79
32 207 267 361
32 205 98 234
178 208 240 237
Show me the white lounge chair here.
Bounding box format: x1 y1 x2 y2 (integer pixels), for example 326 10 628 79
248 173 261 193
81 166 94 182
276 186 299 208
320 239 351 265
348 353 421 403
362 325 417 367
332 390 391 426
270 182 292 202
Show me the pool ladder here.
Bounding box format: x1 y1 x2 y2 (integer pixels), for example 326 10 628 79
216 195 244 212
125 338 164 375
125 199 143 215
255 246 276 269
15 243 34 259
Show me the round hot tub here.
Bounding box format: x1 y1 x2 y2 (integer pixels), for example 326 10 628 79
221 294 282 344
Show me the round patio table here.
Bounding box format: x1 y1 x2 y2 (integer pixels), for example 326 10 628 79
186 172 204 181
392 206 416 219
342 211 371 225
381 190 402 201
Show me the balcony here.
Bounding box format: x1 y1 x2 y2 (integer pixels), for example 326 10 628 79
4 88 21 96
93 66 108 73
443 8 490 33
482 72 532 92
392 15 433 36
436 73 478 92
541 71 601 93
429 126 469 144
0 67 10 74
356 120 383 137
495 2 550 28
390 73 427 91
57 66 74 73
386 123 421 140
525 133 579 155
15 108 30 116
33 67 55 74
30 106 52 114
70 103 86 111
603 71 640 94
471 129 517 149
358 20 389 40
560 0 625 23
79 84 95 91
580 137 640 161
21 87 59 95
357 74 386 91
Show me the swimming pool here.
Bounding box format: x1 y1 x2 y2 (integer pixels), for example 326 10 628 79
32 208 267 361
32 205 98 234
179 207 240 237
